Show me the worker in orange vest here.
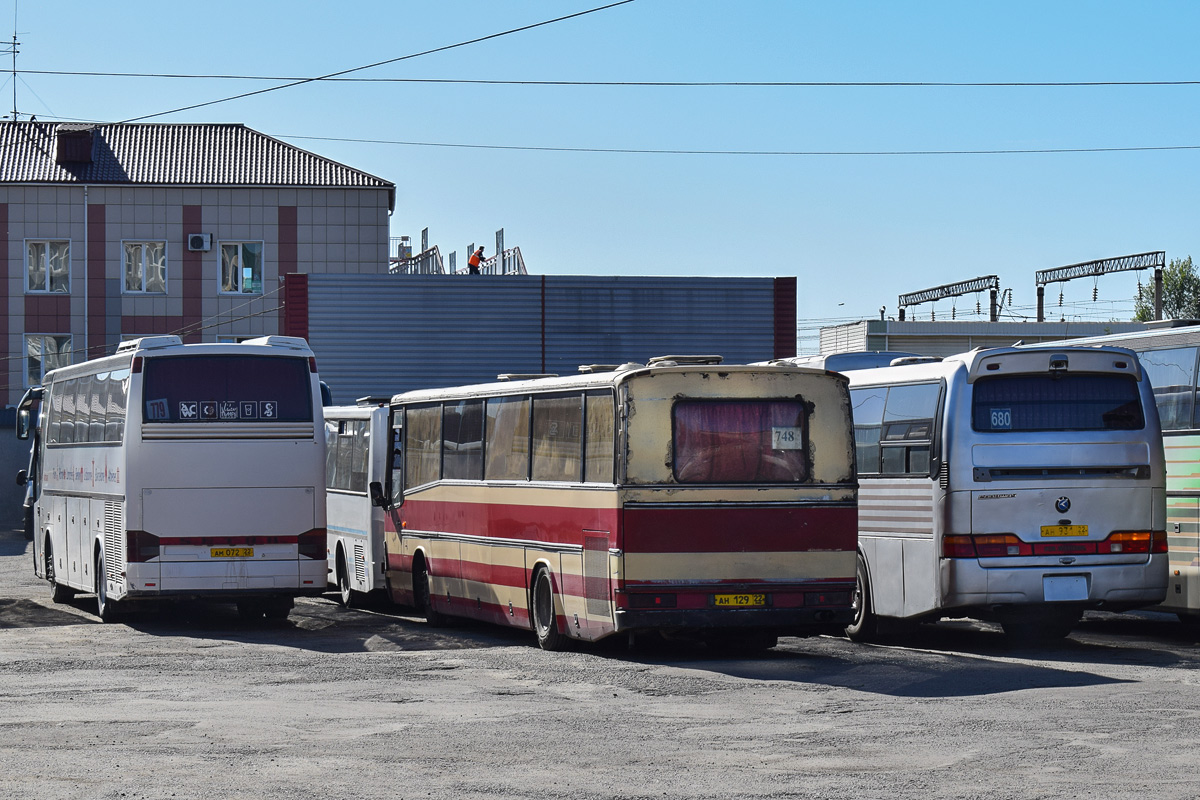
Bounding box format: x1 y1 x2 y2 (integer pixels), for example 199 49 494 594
467 246 484 275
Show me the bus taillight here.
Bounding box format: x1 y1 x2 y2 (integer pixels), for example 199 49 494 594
942 535 976 558
1098 531 1166 555
626 593 677 609
297 528 326 559
125 530 160 562
972 535 1033 557
943 534 1037 558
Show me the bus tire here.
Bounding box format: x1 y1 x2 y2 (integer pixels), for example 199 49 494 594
95 550 121 623
263 597 293 621
336 548 356 609
46 538 74 603
414 555 447 627
237 601 266 620
705 631 779 654
845 554 878 643
531 567 569 652
1000 609 1079 644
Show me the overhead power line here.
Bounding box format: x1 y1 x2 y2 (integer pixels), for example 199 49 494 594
20 71 1200 87
276 133 1200 156
116 0 636 124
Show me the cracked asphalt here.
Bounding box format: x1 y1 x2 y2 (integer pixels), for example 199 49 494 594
2 527 1199 800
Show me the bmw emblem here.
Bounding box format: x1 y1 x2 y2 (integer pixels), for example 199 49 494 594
1055 496 1071 514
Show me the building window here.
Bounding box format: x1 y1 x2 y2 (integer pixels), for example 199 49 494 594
123 241 167 293
26 335 72 387
26 241 70 293
220 242 263 294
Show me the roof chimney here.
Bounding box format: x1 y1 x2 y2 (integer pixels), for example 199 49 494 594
56 125 95 164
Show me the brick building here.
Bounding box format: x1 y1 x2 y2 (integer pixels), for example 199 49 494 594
0 121 394 407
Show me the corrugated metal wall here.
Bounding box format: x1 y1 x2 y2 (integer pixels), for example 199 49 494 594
302 274 786 404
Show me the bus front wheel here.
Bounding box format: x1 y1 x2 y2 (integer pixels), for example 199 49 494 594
414 556 447 627
845 554 878 642
531 567 569 651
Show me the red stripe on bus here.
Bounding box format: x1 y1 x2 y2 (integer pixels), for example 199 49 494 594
396 501 855 554
398 499 618 547
622 505 856 553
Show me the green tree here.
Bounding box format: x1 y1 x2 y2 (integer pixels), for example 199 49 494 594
1134 256 1199 321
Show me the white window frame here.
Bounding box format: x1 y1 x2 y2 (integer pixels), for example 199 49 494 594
25 334 72 387
25 240 71 294
219 241 265 295
122 240 168 294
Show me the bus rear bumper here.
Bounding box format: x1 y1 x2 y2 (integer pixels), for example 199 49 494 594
124 560 327 597
940 555 1169 611
613 605 855 633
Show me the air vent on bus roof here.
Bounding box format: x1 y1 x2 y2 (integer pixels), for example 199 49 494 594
241 336 311 351
578 363 633 373
647 355 723 366
889 356 942 366
116 335 183 354
497 373 559 381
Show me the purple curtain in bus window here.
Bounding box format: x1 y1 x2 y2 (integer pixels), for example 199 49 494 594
673 401 808 483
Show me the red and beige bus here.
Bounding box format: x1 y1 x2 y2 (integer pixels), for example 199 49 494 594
381 356 858 651
16 335 328 622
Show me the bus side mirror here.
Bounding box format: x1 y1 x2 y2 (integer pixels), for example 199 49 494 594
369 481 386 508
15 469 27 487
16 409 30 440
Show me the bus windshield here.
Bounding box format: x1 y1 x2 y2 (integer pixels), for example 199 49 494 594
972 374 1144 432
673 400 809 483
141 355 313 423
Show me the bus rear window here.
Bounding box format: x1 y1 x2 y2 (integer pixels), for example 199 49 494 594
673 400 809 483
972 374 1144 432
141 355 314 423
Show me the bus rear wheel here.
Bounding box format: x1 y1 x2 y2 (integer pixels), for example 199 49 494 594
336 549 356 609
531 567 569 651
1000 608 1080 644
45 539 75 604
844 554 877 643
704 631 779 654
95 550 121 623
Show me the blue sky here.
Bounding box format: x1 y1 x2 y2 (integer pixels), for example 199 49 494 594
4 1 1197 352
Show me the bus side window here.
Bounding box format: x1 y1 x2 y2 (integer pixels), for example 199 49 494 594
850 387 886 474
388 409 405 506
1137 347 1198 431
405 405 442 490
879 383 940 476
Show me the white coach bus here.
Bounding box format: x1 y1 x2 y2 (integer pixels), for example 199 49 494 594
799 345 1168 641
16 335 328 622
323 399 391 607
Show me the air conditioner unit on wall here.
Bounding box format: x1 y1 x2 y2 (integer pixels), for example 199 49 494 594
187 233 212 252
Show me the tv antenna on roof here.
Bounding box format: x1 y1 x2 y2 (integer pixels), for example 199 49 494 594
1 2 19 121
